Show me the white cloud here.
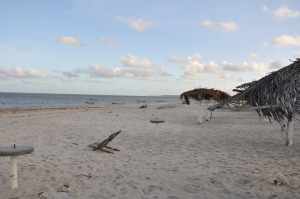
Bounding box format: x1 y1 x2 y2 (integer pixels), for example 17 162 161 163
89 65 122 78
87 54 168 79
169 55 218 78
121 54 156 68
269 61 282 69
200 20 238 32
273 6 300 18
272 35 300 47
222 61 244 72
57 36 81 47
222 61 282 74
0 67 48 79
170 54 282 79
116 16 154 32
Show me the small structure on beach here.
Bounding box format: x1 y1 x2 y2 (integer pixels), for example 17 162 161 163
231 58 300 146
0 144 34 189
180 88 231 105
180 88 231 123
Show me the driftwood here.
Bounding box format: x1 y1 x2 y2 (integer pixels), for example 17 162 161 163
139 104 148 109
150 118 165 123
88 130 122 153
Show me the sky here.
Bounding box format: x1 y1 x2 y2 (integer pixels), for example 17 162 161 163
0 0 300 95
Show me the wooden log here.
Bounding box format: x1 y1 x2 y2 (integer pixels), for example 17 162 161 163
150 119 165 124
88 130 122 153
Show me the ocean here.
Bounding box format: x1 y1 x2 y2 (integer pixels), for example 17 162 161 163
0 92 178 109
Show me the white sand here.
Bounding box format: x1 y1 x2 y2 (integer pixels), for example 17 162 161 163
0 103 300 198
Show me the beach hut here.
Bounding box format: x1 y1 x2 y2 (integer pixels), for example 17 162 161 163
180 88 231 105
180 88 231 123
232 58 300 146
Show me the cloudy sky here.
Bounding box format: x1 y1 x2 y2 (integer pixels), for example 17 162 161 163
0 0 300 95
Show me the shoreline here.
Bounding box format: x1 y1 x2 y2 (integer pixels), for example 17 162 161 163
0 105 106 114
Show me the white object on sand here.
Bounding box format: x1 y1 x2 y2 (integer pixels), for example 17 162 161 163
0 145 34 189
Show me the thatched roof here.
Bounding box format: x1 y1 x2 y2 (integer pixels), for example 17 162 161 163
232 58 300 122
180 88 231 105
232 80 257 93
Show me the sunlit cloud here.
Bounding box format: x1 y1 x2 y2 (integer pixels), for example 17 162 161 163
121 54 156 68
57 36 81 47
222 61 283 75
170 54 282 79
116 16 154 32
273 6 300 19
169 55 219 78
86 54 169 79
0 67 48 79
200 20 239 32
272 35 300 47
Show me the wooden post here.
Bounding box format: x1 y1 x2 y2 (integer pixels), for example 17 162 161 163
286 119 295 146
10 156 18 189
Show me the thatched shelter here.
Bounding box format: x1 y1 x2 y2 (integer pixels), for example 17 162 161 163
231 58 300 146
180 88 230 105
232 80 257 93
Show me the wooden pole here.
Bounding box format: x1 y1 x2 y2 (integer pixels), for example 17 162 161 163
286 119 295 146
10 156 18 189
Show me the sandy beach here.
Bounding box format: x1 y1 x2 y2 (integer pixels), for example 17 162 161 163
1 103 300 199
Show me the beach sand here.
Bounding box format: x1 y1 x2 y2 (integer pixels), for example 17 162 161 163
0 103 300 198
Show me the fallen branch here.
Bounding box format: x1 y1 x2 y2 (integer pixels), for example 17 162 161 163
139 104 147 109
150 118 165 124
88 130 122 153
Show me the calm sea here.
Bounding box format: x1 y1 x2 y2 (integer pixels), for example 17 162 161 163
0 92 178 109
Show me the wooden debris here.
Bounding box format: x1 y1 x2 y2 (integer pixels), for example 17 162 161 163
88 130 122 153
150 118 165 124
139 104 147 109
57 183 70 193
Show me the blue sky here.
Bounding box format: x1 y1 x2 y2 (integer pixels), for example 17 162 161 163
0 0 300 95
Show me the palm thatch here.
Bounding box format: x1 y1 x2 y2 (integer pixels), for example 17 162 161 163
180 88 231 105
232 80 257 93
231 58 300 122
